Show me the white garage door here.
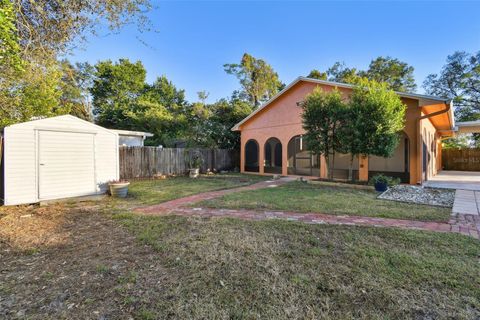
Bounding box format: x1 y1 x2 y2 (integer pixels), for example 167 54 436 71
38 130 96 200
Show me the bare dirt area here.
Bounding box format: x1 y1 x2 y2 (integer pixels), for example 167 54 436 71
0 203 164 319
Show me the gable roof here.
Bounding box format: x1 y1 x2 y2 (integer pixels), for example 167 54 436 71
232 77 452 131
4 115 118 136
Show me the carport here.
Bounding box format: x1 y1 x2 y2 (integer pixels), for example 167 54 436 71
424 171 480 191
424 120 480 191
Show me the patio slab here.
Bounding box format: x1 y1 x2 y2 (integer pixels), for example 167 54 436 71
424 170 480 191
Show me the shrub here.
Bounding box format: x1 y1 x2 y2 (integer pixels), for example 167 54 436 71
369 174 400 187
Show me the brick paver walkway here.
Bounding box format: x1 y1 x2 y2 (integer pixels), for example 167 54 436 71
136 179 479 239
449 189 480 238
137 178 294 214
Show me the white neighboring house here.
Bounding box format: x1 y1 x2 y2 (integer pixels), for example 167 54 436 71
1 115 119 206
109 129 154 147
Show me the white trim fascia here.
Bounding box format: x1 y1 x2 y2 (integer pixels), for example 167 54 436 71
109 129 154 138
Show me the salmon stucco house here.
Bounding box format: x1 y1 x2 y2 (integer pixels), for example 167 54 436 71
232 77 455 185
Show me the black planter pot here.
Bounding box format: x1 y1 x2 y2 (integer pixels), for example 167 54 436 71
374 182 388 192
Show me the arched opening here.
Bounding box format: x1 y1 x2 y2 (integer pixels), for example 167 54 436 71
244 139 259 172
287 135 320 176
264 138 282 174
369 131 410 183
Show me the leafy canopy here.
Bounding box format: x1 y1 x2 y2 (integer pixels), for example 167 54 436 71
224 53 283 108
361 57 416 92
90 59 182 146
0 0 23 73
423 51 480 148
0 0 152 127
89 58 251 149
91 59 147 128
423 51 480 122
307 69 327 80
58 60 95 121
307 56 417 92
347 78 406 158
302 88 348 179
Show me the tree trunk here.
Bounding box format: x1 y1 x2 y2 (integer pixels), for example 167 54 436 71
329 152 336 180
348 155 354 181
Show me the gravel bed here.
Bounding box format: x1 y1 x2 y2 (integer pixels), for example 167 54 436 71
378 185 455 207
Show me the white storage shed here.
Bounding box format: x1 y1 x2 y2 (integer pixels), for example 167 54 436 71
1 115 119 205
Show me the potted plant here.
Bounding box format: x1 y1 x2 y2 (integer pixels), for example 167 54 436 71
370 174 389 192
370 174 400 192
109 180 130 198
188 151 204 178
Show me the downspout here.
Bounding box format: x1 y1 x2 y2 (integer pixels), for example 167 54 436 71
416 100 452 184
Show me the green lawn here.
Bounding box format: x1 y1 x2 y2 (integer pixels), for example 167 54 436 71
113 213 480 319
120 173 270 205
196 181 452 222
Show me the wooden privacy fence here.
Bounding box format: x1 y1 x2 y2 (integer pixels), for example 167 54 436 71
119 147 240 179
442 148 480 171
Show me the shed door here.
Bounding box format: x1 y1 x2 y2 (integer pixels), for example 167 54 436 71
38 131 96 200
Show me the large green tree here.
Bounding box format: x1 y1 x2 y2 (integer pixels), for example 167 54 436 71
423 51 480 121
360 56 416 92
224 53 283 108
1 0 152 127
91 59 147 128
90 59 191 147
182 91 253 149
0 0 22 73
145 76 188 115
326 62 359 84
143 76 189 145
308 56 417 92
183 92 214 147
208 95 253 149
307 69 327 80
342 78 406 180
424 51 480 148
58 60 95 121
0 61 66 128
302 88 348 179
10 0 151 63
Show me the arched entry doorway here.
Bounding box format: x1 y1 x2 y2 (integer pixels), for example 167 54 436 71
244 139 259 172
264 138 282 174
369 131 410 183
287 135 320 176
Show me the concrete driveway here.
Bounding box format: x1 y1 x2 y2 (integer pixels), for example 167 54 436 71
424 171 480 191
424 171 480 220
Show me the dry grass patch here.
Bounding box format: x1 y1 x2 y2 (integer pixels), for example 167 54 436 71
0 203 163 319
114 213 480 319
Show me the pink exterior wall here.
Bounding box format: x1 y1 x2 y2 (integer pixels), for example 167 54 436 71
238 80 447 184
240 81 342 177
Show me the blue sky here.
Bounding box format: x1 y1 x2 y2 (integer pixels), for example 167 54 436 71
70 1 480 103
